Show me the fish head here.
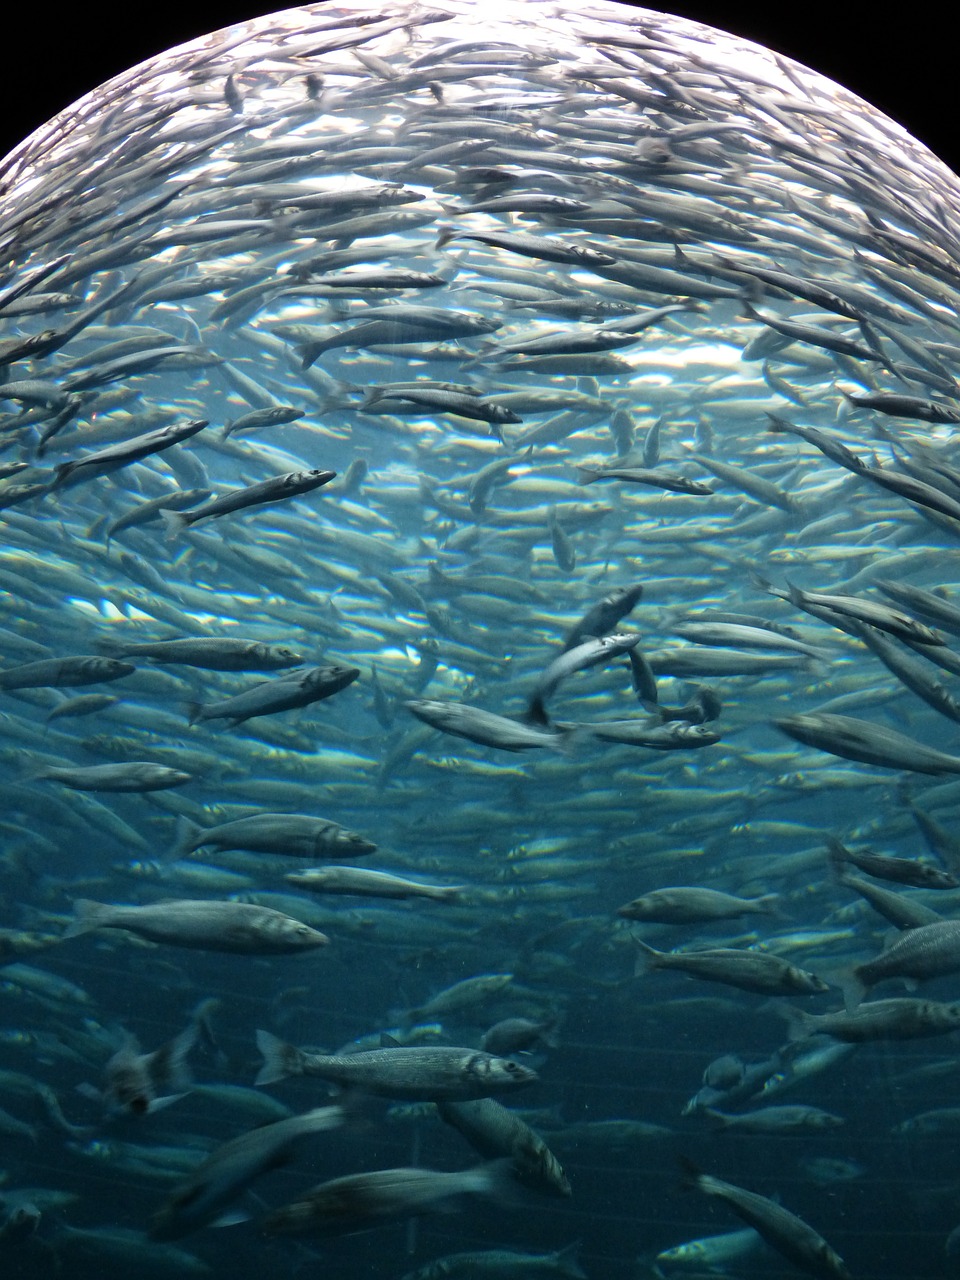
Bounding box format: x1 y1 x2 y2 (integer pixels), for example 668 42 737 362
791 967 831 993
341 832 378 856
266 644 304 668
279 918 330 950
477 1053 538 1090
311 665 361 695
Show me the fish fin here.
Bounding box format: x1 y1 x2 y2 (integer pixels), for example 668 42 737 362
839 969 867 1012
63 899 109 940
93 634 130 657
167 815 202 862
144 1092 190 1115
158 509 189 541
255 1030 303 1086
297 342 323 370
473 1157 523 1207
768 1000 815 1042
209 1210 251 1229
676 1155 702 1190
551 1245 586 1280
702 1108 731 1130
524 695 550 728
436 885 465 903
633 938 662 977
379 1032 402 1048
826 837 851 878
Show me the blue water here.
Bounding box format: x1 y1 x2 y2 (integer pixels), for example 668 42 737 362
2 2 960 1277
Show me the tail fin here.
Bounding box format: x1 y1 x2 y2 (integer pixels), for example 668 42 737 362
63 900 110 940
633 939 663 977
471 1157 522 1208
676 1155 702 1191
839 967 868 1013
255 1030 307 1086
769 1001 816 1043
552 1244 586 1280
159 510 190 541
169 815 204 861
93 635 131 658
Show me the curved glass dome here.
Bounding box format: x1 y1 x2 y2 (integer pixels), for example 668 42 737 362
1 2 960 1277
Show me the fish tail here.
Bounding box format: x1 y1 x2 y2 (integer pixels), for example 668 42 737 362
471 1157 521 1206
435 224 457 250
826 837 851 879
552 1244 586 1280
702 1107 731 1130
298 1103 347 1135
184 702 205 727
297 342 323 370
436 886 464 903
524 695 550 728
771 1001 816 1042
676 1155 703 1191
633 938 663 977
255 1029 305 1085
93 634 130 657
169 815 203 861
159 509 189 541
575 467 599 484
840 968 867 1013
63 899 110 939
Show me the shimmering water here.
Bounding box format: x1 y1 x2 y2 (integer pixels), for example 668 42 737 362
2 2 960 1277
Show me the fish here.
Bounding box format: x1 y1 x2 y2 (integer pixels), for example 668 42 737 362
778 998 960 1042
679 1158 851 1280
160 469 337 535
28 762 193 792
173 812 376 859
617 887 778 924
437 1097 570 1196
96 637 304 671
0 656 135 691
405 699 573 752
634 940 829 995
776 712 960 774
150 1105 345 1240
64 899 330 953
254 1031 537 1099
262 1160 516 1236
285 866 464 901
187 664 359 726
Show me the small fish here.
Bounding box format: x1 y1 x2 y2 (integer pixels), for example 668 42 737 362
160 469 336 535
255 1031 536 1099
64 899 329 954
151 1104 345 1240
286 866 464 902
262 1160 516 1236
405 699 573 752
635 940 828 995
617 887 778 924
188 664 359 727
29 762 192 793
679 1158 851 1280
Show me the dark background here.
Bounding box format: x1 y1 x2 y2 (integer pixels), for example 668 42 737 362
0 3 954 174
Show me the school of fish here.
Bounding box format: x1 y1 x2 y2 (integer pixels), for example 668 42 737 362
2 1 960 1277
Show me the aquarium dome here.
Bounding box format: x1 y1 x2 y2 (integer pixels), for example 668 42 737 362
2 1 960 1277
